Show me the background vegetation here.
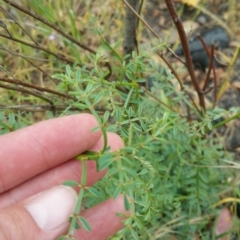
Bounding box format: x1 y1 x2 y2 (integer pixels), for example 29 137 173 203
0 0 240 239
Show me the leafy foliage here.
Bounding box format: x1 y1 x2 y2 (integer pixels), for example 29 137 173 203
0 1 239 239
50 41 237 239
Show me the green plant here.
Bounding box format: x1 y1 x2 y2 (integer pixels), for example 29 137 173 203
0 1 239 239
46 39 238 239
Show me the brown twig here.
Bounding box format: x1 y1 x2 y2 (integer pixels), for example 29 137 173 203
0 104 74 112
0 65 16 79
164 0 206 112
0 19 12 37
122 0 185 65
0 78 76 100
136 0 144 47
0 6 39 45
0 33 76 65
142 87 181 115
123 0 139 58
156 51 184 90
209 47 217 109
0 82 54 106
0 46 57 84
2 0 112 78
20 56 57 84
0 104 103 112
156 51 202 114
197 36 217 108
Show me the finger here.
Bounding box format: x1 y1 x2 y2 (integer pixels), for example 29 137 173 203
0 186 78 240
0 133 124 208
0 188 129 240
0 114 101 193
215 208 232 239
75 195 129 240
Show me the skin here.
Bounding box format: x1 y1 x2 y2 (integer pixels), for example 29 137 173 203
0 113 128 240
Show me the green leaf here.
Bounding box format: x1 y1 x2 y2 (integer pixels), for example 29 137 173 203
93 92 103 105
125 70 132 80
120 127 129 138
87 187 100 197
31 0 56 21
130 228 139 240
101 40 122 62
62 180 79 187
91 126 100 132
75 69 81 82
115 108 122 121
73 102 87 109
78 216 91 231
116 211 128 218
139 120 147 131
124 195 130 210
57 236 68 240
132 123 142 132
198 171 208 184
207 120 212 130
124 167 137 177
98 153 114 171
45 110 54 119
200 125 205 134
103 111 110 123
85 83 93 93
135 201 148 208
0 121 10 130
8 113 15 125
136 78 146 83
138 168 148 175
112 186 121 198
75 221 81 229
66 65 71 76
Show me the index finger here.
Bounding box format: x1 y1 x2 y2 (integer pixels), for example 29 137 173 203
0 114 101 193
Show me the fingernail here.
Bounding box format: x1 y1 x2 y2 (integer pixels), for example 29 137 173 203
25 186 77 231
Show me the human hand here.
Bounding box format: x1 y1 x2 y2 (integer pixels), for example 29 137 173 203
0 114 127 240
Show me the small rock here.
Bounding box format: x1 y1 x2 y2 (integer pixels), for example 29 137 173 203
175 26 230 70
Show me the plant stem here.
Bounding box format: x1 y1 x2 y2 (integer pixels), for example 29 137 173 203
164 0 206 112
67 160 87 237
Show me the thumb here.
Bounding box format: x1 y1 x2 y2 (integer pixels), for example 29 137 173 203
0 186 77 240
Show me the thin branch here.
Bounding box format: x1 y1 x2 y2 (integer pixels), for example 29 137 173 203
20 56 58 85
122 0 185 64
0 104 77 112
0 82 54 106
0 19 11 37
156 51 184 91
2 0 112 78
0 104 106 113
156 50 201 114
142 87 182 115
0 65 16 79
0 32 77 65
136 0 144 54
0 78 76 100
3 0 96 53
0 6 39 45
0 46 57 84
122 0 158 38
164 0 205 112
122 0 199 113
123 0 139 57
197 36 217 108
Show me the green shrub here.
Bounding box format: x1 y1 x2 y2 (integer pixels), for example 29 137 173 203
0 1 239 239
50 43 237 239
